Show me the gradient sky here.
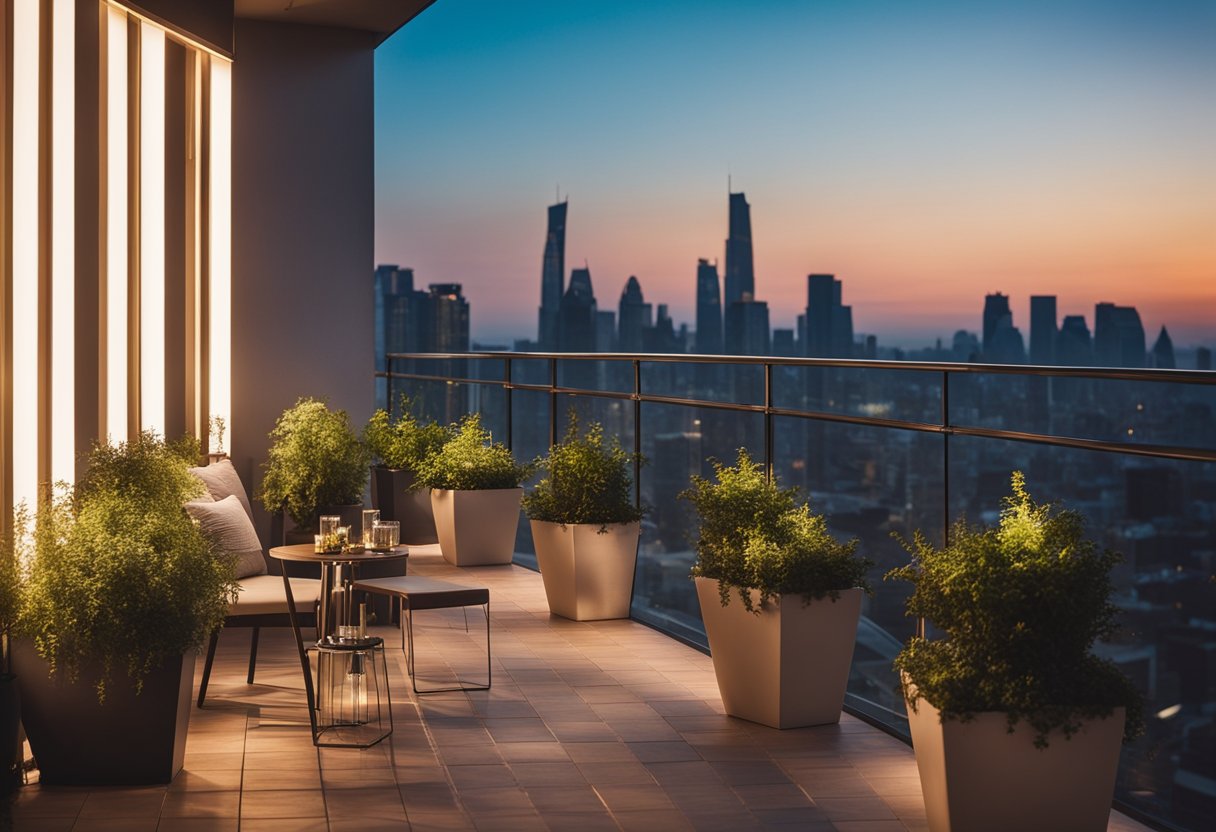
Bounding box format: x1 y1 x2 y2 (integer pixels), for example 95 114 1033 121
375 0 1216 350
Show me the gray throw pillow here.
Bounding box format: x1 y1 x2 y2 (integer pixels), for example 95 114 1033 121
189 457 254 521
185 494 268 579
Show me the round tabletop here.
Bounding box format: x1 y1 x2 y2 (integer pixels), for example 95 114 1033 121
269 543 410 564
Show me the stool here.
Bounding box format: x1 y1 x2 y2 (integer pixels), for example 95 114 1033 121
352 576 490 693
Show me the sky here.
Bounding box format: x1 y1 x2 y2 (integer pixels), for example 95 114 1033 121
374 0 1216 350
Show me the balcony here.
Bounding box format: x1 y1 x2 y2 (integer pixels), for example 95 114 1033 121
7 545 1155 830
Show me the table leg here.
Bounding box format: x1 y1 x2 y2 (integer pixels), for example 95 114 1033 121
280 571 319 742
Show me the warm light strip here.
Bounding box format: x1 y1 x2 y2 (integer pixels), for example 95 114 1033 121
208 57 232 451
11 0 40 508
50 0 75 482
139 21 165 434
105 5 128 443
103 0 230 60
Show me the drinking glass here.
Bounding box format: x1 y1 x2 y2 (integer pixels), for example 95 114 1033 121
362 509 380 546
319 515 340 537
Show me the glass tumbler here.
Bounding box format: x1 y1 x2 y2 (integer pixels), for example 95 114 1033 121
319 515 340 537
362 509 380 546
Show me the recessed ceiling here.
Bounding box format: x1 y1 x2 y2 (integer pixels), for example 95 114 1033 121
234 0 437 44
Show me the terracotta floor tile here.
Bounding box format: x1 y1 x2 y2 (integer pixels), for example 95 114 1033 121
240 769 322 791
625 740 701 763
612 808 693 831
447 764 518 790
77 790 167 818
813 797 899 822
536 811 619 832
456 786 535 815
71 818 159 832
400 782 460 812
154 818 239 832
322 786 407 819
508 762 586 788
237 789 326 819
576 762 656 786
158 791 240 819
592 783 675 813
403 810 474 830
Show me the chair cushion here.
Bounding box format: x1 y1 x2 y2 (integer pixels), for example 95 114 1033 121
186 495 267 579
189 458 254 522
231 574 323 615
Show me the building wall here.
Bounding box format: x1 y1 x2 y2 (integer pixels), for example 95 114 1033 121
231 19 376 543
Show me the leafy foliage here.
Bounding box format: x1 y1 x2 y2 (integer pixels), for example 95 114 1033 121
17 432 239 701
523 411 644 527
258 398 371 529
363 397 450 472
680 449 871 612
886 472 1144 746
415 413 531 491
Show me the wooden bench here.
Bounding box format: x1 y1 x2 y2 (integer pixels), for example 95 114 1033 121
351 576 490 693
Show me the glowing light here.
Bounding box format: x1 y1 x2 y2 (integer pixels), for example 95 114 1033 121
11 0 41 508
1155 704 1181 720
51 0 75 483
208 57 232 451
140 22 165 433
105 5 129 442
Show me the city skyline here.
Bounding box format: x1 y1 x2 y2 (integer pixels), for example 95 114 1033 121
374 0 1215 350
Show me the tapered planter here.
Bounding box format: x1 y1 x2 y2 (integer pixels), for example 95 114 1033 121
13 639 195 785
695 577 861 729
905 684 1124 832
432 488 522 566
532 520 640 620
370 466 437 544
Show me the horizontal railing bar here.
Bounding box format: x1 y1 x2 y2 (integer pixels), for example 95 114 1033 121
385 351 1216 385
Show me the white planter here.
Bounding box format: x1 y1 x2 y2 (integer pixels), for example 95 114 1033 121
431 488 522 566
695 577 861 729
531 520 640 621
905 684 1124 832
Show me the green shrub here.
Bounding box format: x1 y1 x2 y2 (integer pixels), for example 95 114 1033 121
416 413 531 491
680 449 871 612
16 432 239 701
258 398 371 528
523 411 644 527
886 472 1143 747
363 397 450 471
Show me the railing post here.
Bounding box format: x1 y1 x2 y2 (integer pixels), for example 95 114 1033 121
549 357 558 449
633 359 642 508
764 362 774 481
504 356 513 453
386 354 393 416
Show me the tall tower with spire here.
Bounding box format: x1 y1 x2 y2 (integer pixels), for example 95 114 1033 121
724 192 754 308
538 200 568 349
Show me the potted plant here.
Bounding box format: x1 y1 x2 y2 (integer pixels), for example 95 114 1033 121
0 509 22 791
12 432 239 785
416 413 531 566
523 412 644 620
886 472 1143 832
363 397 449 544
680 449 871 729
258 397 371 540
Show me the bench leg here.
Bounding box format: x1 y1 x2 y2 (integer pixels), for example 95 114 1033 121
197 629 220 708
247 626 261 684
405 602 491 694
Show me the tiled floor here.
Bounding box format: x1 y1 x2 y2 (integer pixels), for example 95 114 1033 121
4 546 1152 831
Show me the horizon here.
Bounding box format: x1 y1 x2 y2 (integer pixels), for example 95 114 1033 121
374 0 1216 351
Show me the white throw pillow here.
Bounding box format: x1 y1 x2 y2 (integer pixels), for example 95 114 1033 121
185 494 267 579
189 457 254 521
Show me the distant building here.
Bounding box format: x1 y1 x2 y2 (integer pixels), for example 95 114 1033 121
805 274 852 358
596 310 617 353
988 313 1027 364
982 293 1012 356
694 259 723 355
374 265 430 409
1151 326 1176 369
618 276 652 353
1198 347 1212 371
558 267 597 353
426 283 470 353
723 192 756 350
952 330 980 362
537 200 568 349
1094 302 1146 367
725 296 770 356
1057 315 1093 366
772 329 797 356
644 304 684 354
1029 295 1057 365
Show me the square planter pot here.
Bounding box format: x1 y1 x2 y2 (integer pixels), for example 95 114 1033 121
370 466 437 544
431 488 522 566
695 577 862 729
905 684 1124 832
13 639 195 785
531 520 640 620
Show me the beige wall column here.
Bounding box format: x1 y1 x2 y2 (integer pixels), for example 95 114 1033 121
230 19 375 544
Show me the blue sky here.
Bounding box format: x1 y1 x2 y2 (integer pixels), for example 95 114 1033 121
375 0 1216 349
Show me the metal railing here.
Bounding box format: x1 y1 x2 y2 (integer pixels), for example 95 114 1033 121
380 350 1215 832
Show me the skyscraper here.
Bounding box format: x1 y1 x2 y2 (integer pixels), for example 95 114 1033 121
1094 302 1146 367
723 192 755 351
558 267 597 353
1029 295 1057 365
694 259 723 355
725 297 770 356
1151 326 1176 369
537 200 568 349
426 284 470 352
982 293 1012 356
1057 315 1093 366
618 276 653 353
805 274 852 358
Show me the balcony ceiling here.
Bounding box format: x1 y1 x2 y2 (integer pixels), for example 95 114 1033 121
235 0 437 44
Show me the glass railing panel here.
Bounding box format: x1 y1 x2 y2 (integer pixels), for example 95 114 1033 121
949 435 1215 832
509 388 552 570
631 402 764 647
947 372 1216 453
555 357 635 394
773 365 943 426
640 360 765 406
